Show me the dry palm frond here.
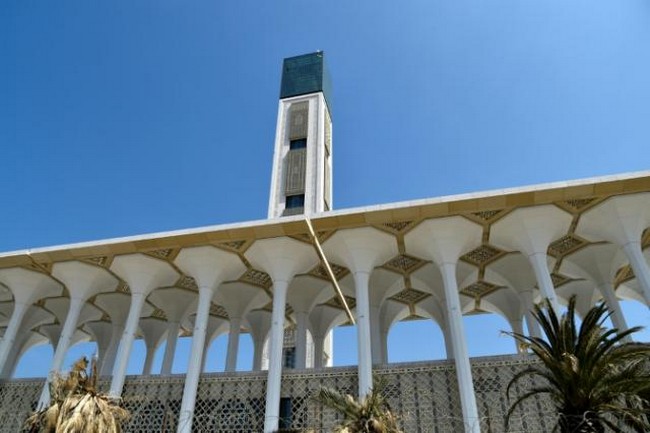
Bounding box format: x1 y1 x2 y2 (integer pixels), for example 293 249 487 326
57 392 129 433
24 403 58 433
23 357 129 433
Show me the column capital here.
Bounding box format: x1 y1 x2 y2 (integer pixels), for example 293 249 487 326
110 253 179 296
52 260 118 301
322 227 397 275
175 246 247 292
246 237 318 284
405 216 482 266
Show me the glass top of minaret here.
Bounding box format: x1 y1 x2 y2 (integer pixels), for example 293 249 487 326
279 51 332 111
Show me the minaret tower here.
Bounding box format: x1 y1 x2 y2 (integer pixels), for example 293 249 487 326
263 52 334 373
268 51 333 218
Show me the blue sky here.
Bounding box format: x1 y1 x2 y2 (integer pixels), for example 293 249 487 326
2 1 649 376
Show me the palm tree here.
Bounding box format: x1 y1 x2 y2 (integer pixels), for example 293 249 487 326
505 296 650 433
316 379 403 433
24 357 129 433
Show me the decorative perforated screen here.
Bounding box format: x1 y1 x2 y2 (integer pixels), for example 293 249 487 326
0 356 616 433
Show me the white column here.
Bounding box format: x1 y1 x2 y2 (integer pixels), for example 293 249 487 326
294 311 308 369
528 252 560 313
370 304 382 365
109 292 146 399
597 283 630 337
143 344 156 376
101 323 124 376
0 344 20 379
225 317 242 372
245 237 316 432
1 330 35 379
174 245 245 433
519 289 542 340
622 241 650 305
86 321 113 376
321 227 396 390
353 271 373 397
38 297 84 407
510 319 525 353
440 262 480 433
264 280 289 433
380 329 389 364
95 338 111 376
441 325 454 360
178 286 212 433
161 321 180 375
200 344 210 373
253 336 264 371
313 335 325 369
0 302 28 373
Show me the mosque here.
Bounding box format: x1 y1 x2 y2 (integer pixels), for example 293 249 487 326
0 52 649 433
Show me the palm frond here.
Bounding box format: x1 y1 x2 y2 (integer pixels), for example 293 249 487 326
505 295 650 433
23 357 129 433
316 379 403 433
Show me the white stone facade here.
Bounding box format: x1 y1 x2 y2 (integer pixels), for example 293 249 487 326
267 92 333 218
0 171 649 432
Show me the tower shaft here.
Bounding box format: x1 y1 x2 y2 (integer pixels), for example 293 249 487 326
268 52 333 218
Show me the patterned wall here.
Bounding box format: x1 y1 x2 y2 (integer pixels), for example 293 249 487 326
0 356 559 433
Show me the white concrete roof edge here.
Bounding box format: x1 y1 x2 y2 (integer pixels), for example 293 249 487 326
1 169 648 258
332 169 650 215
0 213 307 258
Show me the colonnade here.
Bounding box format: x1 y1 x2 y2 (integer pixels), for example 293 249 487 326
0 193 649 433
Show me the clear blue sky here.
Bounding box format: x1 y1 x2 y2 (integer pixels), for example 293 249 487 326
2 1 649 377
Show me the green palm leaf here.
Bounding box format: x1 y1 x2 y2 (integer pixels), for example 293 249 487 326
316 379 403 433
505 296 650 433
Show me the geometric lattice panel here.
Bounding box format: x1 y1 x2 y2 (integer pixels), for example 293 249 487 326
82 255 111 267
471 209 506 222
324 295 357 311
281 369 358 431
308 263 349 281
381 220 415 234
145 248 178 261
0 380 41 433
209 304 229 319
460 245 504 266
547 234 586 257
150 308 167 320
0 356 558 433
382 254 426 274
177 275 199 291
217 240 248 252
390 288 430 305
117 281 131 294
470 357 556 433
291 231 335 244
460 280 502 298
240 269 273 289
194 374 267 432
560 197 597 211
